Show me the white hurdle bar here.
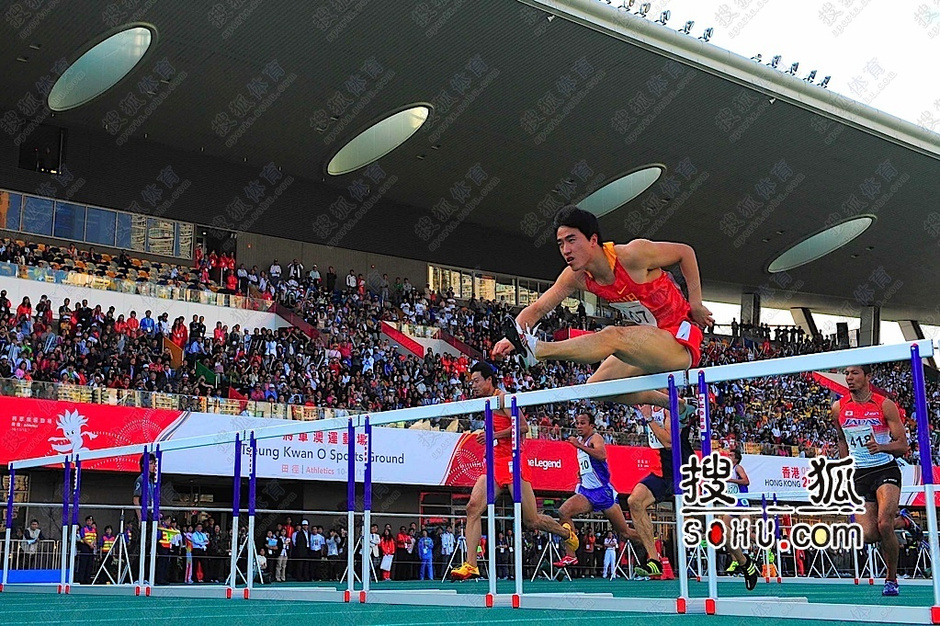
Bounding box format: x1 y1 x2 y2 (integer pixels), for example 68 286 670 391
4 340 938 622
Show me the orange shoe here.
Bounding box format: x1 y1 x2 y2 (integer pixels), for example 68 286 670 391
450 562 480 581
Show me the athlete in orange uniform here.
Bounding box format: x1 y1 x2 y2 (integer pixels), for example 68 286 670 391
450 361 578 580
494 205 712 414
831 364 919 597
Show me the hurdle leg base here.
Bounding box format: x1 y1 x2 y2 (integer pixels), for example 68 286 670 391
485 593 494 608
243 588 250 600
343 590 350 603
226 587 233 599
512 594 520 609
359 591 367 604
705 598 716 615
931 606 940 624
676 597 687 614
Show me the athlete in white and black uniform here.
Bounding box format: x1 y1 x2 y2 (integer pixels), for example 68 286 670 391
831 364 919 597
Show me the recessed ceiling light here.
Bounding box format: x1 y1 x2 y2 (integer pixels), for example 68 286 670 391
16 56 29 62
576 165 664 218
775 230 785 235
866 245 875 251
767 215 875 273
29 43 42 50
326 105 431 176
416 154 426 160
431 144 441 150
762 237 771 242
48 26 154 111
851 254 859 258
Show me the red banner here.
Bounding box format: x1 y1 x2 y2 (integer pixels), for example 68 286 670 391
0 397 183 471
439 432 665 493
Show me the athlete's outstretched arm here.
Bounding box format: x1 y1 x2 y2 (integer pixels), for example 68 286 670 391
632 240 713 327
517 268 577 329
492 269 576 358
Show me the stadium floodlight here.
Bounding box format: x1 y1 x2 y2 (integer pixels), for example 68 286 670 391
679 20 694 34
787 62 799 75
819 75 831 88
620 0 635 10
699 27 714 41
769 55 782 69
750 53 762 62
804 70 817 82
636 3 651 17
656 9 671 24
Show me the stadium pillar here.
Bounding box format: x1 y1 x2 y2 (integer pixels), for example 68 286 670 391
899 320 937 370
858 306 880 347
740 292 761 326
789 307 819 339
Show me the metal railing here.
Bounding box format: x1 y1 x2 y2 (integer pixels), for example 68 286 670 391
7 539 60 570
0 262 274 312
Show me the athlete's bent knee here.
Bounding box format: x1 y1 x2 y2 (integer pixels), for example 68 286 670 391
465 498 484 519
877 518 895 540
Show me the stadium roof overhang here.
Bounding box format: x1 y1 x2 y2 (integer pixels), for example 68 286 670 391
1 0 938 320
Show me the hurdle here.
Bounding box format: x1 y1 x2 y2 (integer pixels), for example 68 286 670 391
3 340 938 622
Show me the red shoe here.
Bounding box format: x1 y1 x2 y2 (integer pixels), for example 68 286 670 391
552 555 579 568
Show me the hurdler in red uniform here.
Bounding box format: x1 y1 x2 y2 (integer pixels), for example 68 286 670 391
495 205 712 416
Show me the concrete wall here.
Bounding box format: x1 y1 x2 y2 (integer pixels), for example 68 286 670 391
237 231 429 290
0 274 285 331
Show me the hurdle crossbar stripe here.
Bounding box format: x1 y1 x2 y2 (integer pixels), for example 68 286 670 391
699 340 933 383
508 370 687 408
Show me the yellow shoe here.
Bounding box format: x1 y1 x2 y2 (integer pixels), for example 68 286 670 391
450 561 480 581
562 523 579 552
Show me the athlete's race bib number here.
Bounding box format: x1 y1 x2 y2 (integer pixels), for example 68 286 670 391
843 424 875 456
647 423 664 449
577 449 595 478
610 301 656 326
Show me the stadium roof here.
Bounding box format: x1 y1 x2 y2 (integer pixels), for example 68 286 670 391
2 0 939 320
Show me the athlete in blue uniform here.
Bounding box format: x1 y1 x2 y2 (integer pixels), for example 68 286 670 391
553 413 639 568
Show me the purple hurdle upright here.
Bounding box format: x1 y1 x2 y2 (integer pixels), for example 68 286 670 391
246 433 258 595
346 417 356 600
697 370 718 601
2 465 14 589
668 374 690 609
137 448 149 588
360 416 372 602
58 459 71 591
68 457 82 588
511 396 523 607
148 446 163 588
484 399 497 606
228 434 242 591
911 344 940 616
